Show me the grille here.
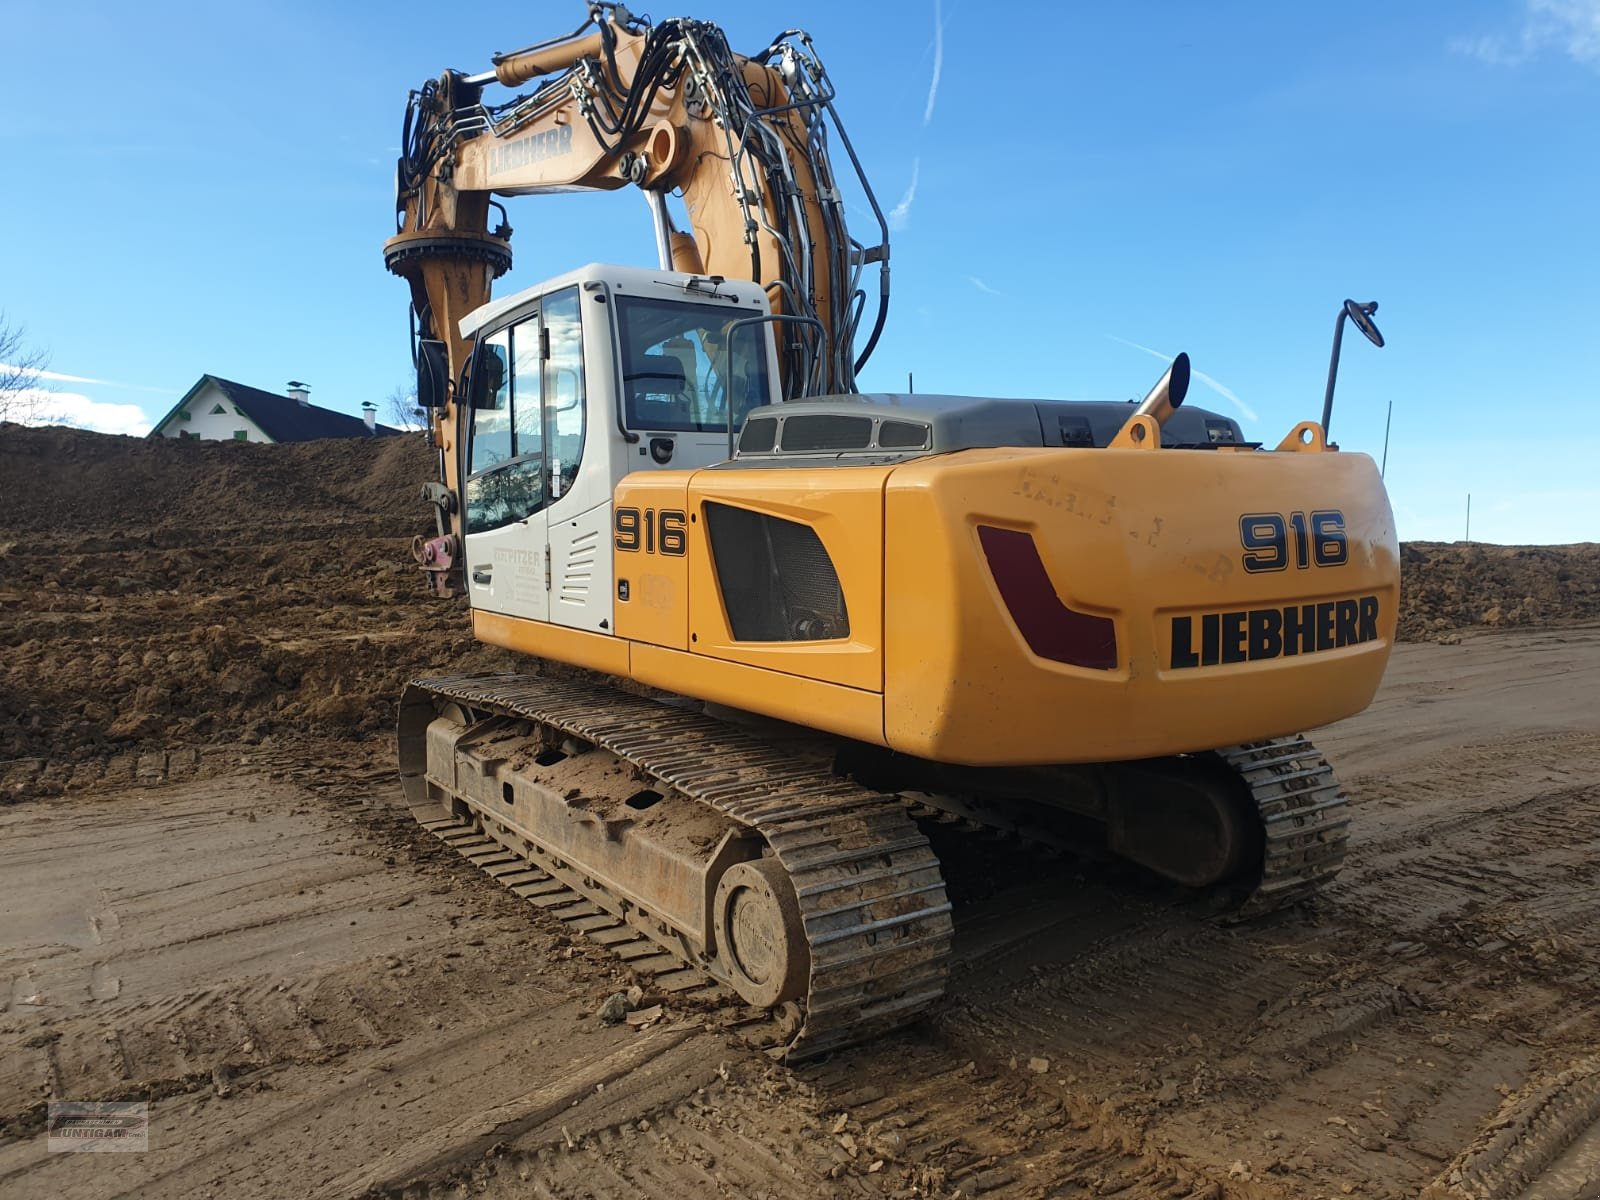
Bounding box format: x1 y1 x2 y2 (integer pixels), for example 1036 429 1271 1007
704 503 850 641
779 414 874 452
739 416 778 452
877 419 930 449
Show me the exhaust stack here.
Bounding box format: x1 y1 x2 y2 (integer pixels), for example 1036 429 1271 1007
1133 352 1190 428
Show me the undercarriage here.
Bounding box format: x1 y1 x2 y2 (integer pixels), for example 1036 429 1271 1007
399 673 1350 1057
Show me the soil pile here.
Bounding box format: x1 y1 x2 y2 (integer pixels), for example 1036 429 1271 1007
3 425 1596 794
1 424 516 795
1397 541 1600 641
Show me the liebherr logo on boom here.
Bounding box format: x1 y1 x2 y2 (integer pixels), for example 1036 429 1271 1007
489 125 574 177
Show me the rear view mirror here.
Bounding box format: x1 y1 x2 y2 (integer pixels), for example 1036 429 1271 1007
417 339 449 410
1343 299 1385 348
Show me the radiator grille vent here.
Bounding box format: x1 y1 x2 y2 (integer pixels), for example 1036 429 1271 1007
704 503 849 642
739 416 778 453
779 414 874 452
877 419 930 449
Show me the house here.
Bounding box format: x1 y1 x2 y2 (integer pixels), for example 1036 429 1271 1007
148 377 403 443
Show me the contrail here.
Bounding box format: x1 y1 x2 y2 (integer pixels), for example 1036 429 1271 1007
967 276 1006 297
889 157 920 230
924 0 944 125
0 362 177 394
1105 335 1258 422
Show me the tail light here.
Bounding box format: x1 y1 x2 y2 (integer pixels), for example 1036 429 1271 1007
977 526 1117 670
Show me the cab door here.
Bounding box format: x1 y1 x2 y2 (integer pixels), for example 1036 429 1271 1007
462 313 549 622
541 286 611 633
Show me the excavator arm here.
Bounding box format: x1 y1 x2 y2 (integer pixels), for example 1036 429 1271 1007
385 2 891 504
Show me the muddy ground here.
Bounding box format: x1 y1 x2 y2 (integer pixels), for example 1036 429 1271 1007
2 426 1599 1198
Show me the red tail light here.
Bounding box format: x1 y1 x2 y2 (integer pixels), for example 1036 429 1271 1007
977 526 1117 670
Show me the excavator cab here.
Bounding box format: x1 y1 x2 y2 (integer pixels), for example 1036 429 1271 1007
441 263 779 635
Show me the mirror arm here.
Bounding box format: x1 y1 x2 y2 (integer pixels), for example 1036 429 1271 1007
718 313 824 458
1321 309 1348 439
1321 299 1385 440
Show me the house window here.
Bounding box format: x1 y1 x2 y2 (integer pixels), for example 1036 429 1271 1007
233 430 248 441
178 411 191 421
234 406 246 416
210 404 227 415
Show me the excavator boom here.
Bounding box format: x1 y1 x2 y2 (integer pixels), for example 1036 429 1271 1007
387 3 890 538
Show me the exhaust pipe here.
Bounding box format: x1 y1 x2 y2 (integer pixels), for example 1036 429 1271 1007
1133 352 1190 427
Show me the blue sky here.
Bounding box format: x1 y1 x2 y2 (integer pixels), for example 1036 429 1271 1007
5 0 1597 543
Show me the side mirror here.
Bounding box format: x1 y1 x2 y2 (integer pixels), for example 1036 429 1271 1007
1321 299 1386 437
1344 299 1385 348
468 343 508 410
416 339 449 410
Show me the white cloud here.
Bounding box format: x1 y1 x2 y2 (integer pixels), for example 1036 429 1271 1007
0 361 177 394
9 388 152 436
967 276 1006 297
1452 0 1600 68
1450 29 1537 65
889 157 920 231
1185 368 1258 423
1105 335 1259 422
924 0 945 126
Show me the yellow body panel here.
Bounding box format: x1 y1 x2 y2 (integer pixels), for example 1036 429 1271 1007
882 447 1397 764
489 441 1397 769
630 642 883 745
613 472 693 651
474 609 632 677
683 468 888 694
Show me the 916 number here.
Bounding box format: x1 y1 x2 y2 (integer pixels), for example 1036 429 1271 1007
1240 510 1347 572
615 507 687 556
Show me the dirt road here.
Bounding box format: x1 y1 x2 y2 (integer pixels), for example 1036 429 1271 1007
4 625 1598 1199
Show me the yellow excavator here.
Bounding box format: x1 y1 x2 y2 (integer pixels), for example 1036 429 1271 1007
385 3 1398 1056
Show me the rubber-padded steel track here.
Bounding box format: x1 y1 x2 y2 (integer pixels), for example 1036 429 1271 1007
407 673 954 1059
1220 735 1350 915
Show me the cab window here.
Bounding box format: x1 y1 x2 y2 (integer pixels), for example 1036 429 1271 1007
543 288 585 499
615 295 771 433
467 332 511 474
466 318 544 533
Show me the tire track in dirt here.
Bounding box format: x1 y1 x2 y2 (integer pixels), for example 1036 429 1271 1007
355 637 1600 1200
7 632 1600 1199
1333 733 1600 972
902 713 1600 1196
0 770 595 1132
1427 1055 1600 1200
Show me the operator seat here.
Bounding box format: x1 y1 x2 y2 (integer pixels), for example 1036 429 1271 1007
626 353 692 429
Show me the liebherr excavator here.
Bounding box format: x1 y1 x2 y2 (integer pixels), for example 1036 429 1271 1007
385 3 1398 1056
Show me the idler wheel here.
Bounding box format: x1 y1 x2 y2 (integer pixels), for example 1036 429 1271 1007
712 857 809 1008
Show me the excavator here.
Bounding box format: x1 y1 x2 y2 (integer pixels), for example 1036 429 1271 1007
385 3 1399 1057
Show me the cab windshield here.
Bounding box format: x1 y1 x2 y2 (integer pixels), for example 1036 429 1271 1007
614 294 773 433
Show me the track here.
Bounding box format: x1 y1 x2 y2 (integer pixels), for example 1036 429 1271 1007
401 673 1352 1062
401 674 954 1059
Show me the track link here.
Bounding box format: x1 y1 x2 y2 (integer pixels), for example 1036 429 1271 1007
896 734 1351 916
1220 735 1351 915
402 673 954 1059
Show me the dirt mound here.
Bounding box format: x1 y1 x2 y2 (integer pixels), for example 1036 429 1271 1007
1 424 514 796
1 422 432 533
1398 541 1600 641
3 424 1598 795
